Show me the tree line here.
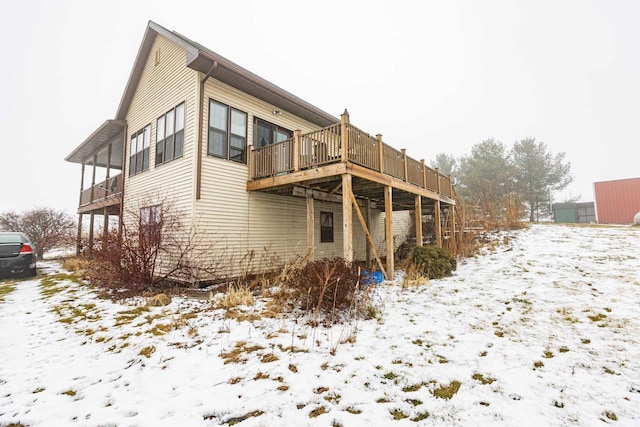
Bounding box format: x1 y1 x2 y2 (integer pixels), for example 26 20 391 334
431 137 572 223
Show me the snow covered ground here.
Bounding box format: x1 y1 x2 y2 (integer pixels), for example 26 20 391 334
0 223 639 426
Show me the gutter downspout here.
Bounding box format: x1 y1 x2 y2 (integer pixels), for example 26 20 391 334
196 60 218 200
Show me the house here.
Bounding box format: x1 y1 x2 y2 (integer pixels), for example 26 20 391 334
593 177 640 224
64 21 459 281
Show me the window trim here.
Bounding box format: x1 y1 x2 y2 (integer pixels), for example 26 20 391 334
254 117 293 148
320 211 334 243
207 99 248 164
155 102 185 167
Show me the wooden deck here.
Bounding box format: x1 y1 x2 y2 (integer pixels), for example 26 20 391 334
247 119 457 207
78 174 123 214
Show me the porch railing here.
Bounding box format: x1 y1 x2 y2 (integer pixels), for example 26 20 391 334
79 173 123 207
249 122 454 198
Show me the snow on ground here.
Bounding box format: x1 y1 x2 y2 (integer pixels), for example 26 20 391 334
0 223 639 426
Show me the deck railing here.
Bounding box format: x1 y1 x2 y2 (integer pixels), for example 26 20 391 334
249 122 454 199
79 174 123 207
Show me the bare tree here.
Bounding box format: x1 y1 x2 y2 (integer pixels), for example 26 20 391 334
0 207 75 260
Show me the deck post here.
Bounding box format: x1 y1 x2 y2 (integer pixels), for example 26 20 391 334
76 163 85 255
365 198 371 267
384 185 394 280
435 167 442 248
420 159 426 189
402 149 408 182
103 208 109 241
76 214 83 255
90 154 97 204
449 179 457 255
105 143 112 201
294 130 301 172
376 134 383 172
342 173 353 262
415 195 423 247
340 110 349 162
449 205 457 255
306 192 314 259
247 144 254 179
88 211 95 253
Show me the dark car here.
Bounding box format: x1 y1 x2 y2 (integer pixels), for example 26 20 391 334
0 232 37 277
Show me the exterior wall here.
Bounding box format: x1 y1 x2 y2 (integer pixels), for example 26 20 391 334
594 178 640 224
195 78 399 275
123 34 198 221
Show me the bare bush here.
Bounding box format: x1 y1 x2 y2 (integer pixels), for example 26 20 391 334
0 207 75 259
86 196 207 297
276 257 369 324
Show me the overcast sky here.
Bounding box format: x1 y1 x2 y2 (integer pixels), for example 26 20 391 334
1 0 638 215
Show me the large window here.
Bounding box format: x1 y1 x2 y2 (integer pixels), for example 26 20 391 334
156 102 185 166
129 124 151 176
254 117 292 147
320 212 334 243
208 99 248 163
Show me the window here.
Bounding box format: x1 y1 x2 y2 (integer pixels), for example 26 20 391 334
254 117 292 147
140 205 161 246
128 124 151 176
156 102 185 166
208 99 248 163
320 212 334 243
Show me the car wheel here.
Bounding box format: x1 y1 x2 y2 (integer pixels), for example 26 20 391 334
26 267 37 277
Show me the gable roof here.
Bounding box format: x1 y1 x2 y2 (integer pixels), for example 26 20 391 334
116 21 338 127
67 21 339 165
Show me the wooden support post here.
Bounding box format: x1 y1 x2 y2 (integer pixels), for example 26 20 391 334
340 110 349 162
350 192 387 278
434 199 442 248
365 198 371 267
103 208 109 241
401 148 408 182
435 167 442 248
450 205 457 255
293 130 301 172
105 143 112 200
421 159 427 189
376 134 383 173
306 192 314 259
342 174 354 262
76 163 85 255
415 195 423 247
384 185 394 280
88 211 95 253
90 154 97 203
247 144 254 179
76 214 83 255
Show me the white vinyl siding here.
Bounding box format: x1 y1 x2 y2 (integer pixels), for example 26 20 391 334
124 34 197 222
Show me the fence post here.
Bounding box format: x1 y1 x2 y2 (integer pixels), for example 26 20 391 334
376 134 383 173
293 130 301 172
340 110 349 162
401 149 408 182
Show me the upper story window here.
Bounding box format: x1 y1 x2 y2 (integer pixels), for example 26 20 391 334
208 99 248 163
129 124 151 176
254 117 293 147
155 102 185 166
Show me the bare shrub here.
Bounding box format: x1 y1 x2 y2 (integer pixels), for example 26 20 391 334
0 207 75 259
276 257 368 324
86 196 207 297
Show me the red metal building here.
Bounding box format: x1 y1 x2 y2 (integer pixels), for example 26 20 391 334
593 177 640 224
